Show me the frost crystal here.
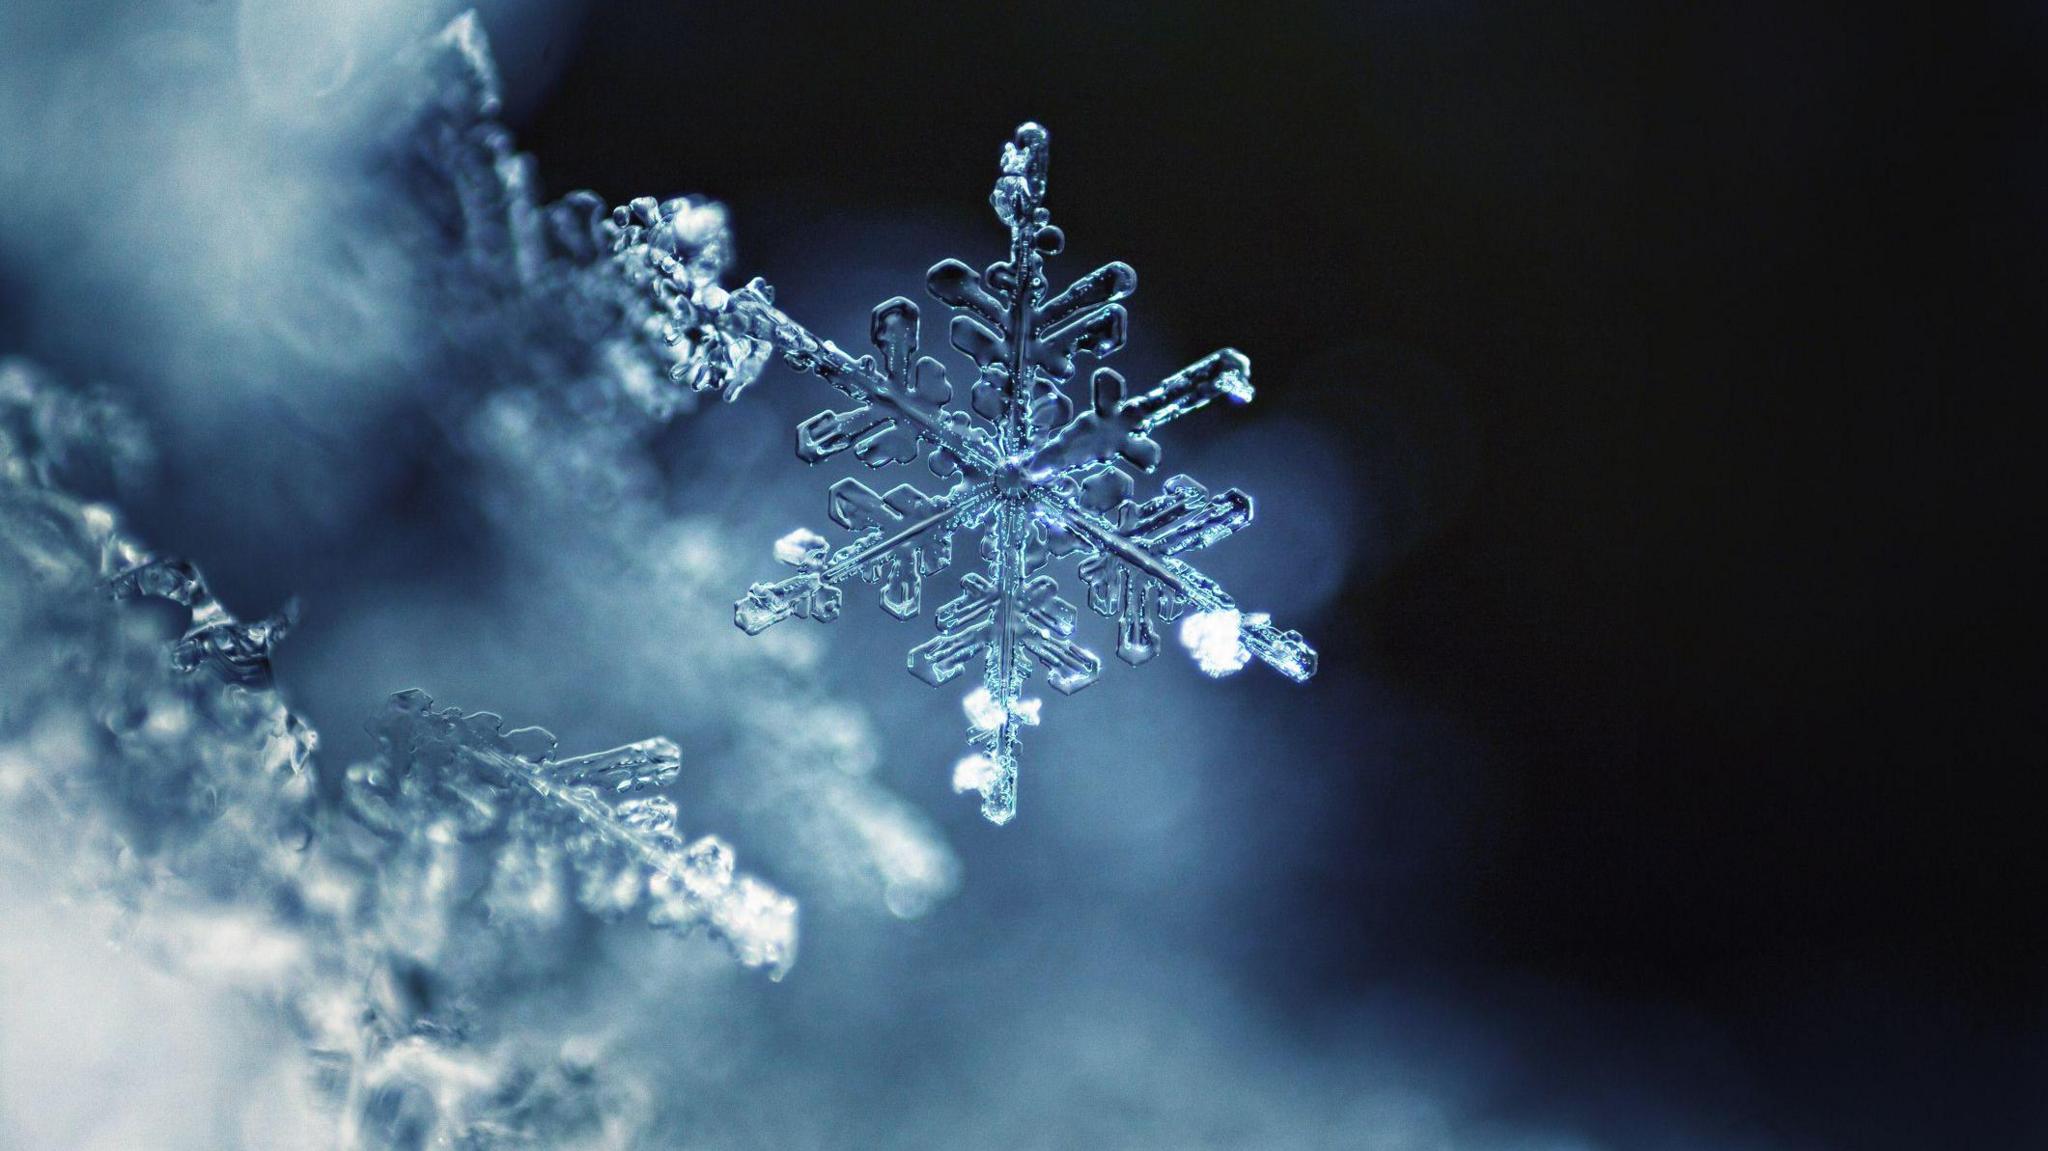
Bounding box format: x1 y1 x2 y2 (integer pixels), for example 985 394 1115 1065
720 124 1318 823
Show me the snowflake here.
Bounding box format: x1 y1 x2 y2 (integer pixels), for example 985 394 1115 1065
721 124 1317 824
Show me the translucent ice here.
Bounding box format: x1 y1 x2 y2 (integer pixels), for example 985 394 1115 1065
104 557 300 688
720 124 1318 823
349 688 797 977
388 14 954 919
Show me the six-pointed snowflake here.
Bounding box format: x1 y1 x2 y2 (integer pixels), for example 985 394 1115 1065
720 123 1316 823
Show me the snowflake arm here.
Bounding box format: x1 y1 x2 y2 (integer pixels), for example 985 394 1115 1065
1024 349 1255 479
910 500 1101 824
736 481 997 633
1046 492 1318 682
716 283 1001 476
349 689 798 976
720 122 1318 823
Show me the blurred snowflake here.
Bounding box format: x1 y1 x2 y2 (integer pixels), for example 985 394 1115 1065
412 12 957 919
4 352 792 1148
714 124 1318 823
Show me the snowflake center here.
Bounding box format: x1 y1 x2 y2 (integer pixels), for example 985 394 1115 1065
994 457 1037 500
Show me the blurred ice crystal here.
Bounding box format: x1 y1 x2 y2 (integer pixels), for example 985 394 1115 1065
720 124 1318 823
0 360 792 1148
379 12 957 919
415 12 769 413
346 688 797 976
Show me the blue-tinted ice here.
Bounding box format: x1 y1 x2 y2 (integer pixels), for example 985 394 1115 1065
715 124 1319 823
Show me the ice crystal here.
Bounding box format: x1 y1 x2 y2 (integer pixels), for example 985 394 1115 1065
104 556 300 687
720 124 1318 823
346 689 797 976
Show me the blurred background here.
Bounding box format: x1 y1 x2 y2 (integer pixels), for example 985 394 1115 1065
1 2 2037 1148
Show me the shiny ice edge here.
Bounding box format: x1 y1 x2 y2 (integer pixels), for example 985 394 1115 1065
716 124 1316 824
